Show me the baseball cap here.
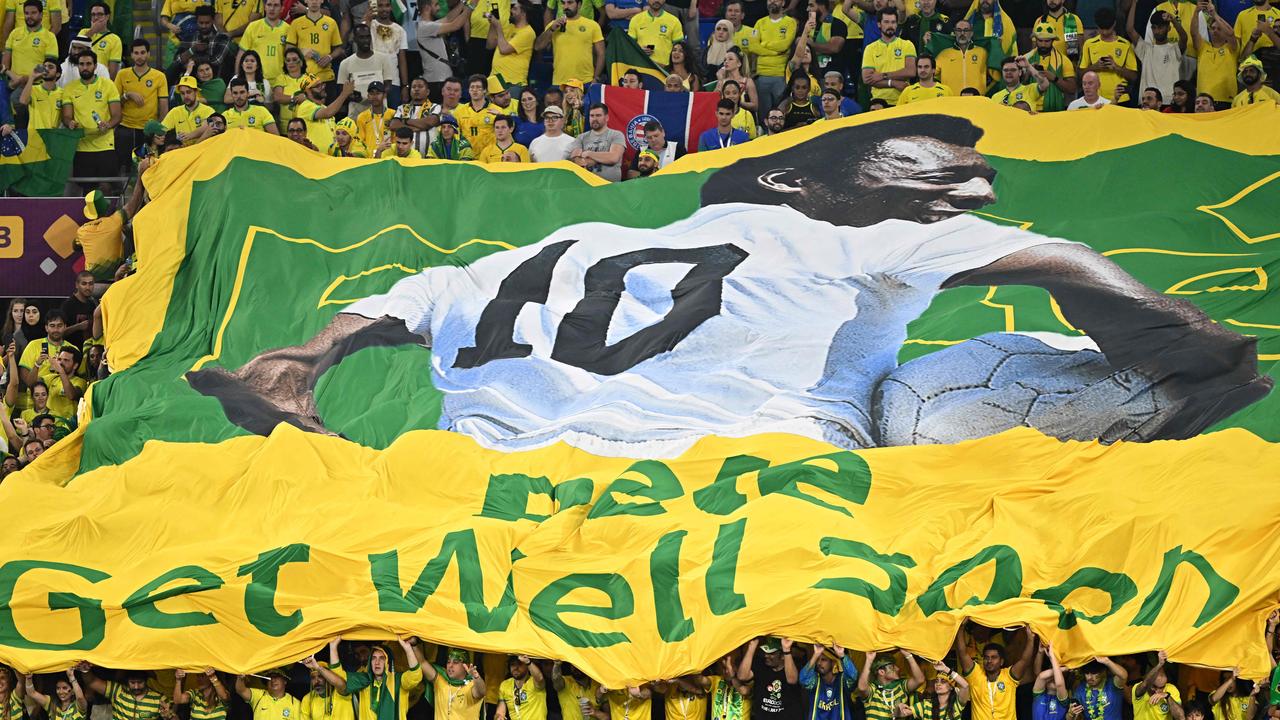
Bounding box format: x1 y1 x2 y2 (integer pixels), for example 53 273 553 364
542 105 564 117
299 73 321 93
367 80 386 93
872 658 897 672
1032 22 1056 39
759 638 782 654
439 113 459 127
176 75 199 90
561 78 584 90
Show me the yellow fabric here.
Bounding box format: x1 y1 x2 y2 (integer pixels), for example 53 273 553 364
750 15 797 77
898 81 952 103
936 44 989 94
1078 35 1137 102
161 102 214 145
6 108 1280 687
1233 5 1280 51
89 31 122 67
384 147 423 159
215 0 262 34
356 107 395 153
241 18 290 80
116 67 168 130
483 655 507 704
225 104 277 131
477 140 530 163
27 83 62 130
604 692 651 720
1197 42 1238 102
627 10 684 65
432 676 483 720
493 24 536 85
287 14 343 82
1232 85 1280 107
455 101 499 155
498 678 548 720
965 667 1018 720
862 36 916 104
662 688 707 720
62 75 120 152
1131 685 1182 720
247 689 302 720
551 16 603 86
4 25 57 76
991 82 1043 111
76 211 125 275
300 690 356 720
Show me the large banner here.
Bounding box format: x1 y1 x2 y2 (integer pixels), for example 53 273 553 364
5 100 1280 685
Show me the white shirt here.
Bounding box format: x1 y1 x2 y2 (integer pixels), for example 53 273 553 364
1135 38 1182 102
336 50 398 116
371 18 408 56
529 132 576 162
343 204 1067 457
1067 96 1111 109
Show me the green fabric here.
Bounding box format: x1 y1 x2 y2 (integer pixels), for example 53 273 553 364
1025 47 1067 111
604 27 668 83
433 664 468 687
346 650 419 720
0 128 82 196
1269 664 1279 706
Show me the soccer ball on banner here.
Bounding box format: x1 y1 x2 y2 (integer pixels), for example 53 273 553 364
871 332 1171 446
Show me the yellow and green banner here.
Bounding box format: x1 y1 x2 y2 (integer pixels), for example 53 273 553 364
5 99 1280 685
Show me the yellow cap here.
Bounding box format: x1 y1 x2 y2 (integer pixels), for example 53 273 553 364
299 73 321 93
176 75 199 90
1032 22 1057 39
335 117 357 132
487 75 507 94
561 78 584 90
1239 54 1266 82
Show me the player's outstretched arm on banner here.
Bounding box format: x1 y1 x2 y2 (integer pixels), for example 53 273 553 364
943 243 1273 437
1009 628 1036 683
186 313 425 436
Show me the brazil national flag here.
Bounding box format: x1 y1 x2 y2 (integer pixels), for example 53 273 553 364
5 102 1280 687
604 26 669 89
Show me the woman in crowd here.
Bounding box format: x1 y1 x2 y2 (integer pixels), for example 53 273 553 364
1167 80 1195 112
1 300 24 348
514 89 545 147
173 668 231 720
24 670 87 720
14 304 43 360
668 40 702 90
714 47 757 114
912 661 969 720
194 59 227 112
778 73 820 129
704 20 735 77
274 48 310 123
1209 671 1256 720
227 50 271 110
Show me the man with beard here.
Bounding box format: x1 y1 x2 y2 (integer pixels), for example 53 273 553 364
859 652 925 720
160 74 213 145
1023 21 1077 108
861 8 917 106
316 636 425 720
537 0 605 87
79 667 164 720
2 0 56 82
287 117 318 149
389 77 436 154
739 638 803 720
568 102 623 180
933 20 990 94
1033 0 1083 58
423 649 487 720
898 53 951 102
114 39 169 168
749 0 797 117
800 645 859 720
225 78 280 132
1231 54 1280 103
551 662 599 720
956 625 1036 720
291 73 356 152
60 51 121 188
239 0 290 80
300 655 355 720
186 113 1272 456
496 656 547 720
990 55 1049 110
633 147 660 176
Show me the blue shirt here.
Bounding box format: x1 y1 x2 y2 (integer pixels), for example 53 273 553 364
697 127 750 151
515 118 545 147
1074 683 1123 720
1034 693 1069 720
799 659 859 720
604 0 645 28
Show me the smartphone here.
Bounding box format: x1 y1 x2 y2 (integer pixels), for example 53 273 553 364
1260 13 1267 22
646 44 655 50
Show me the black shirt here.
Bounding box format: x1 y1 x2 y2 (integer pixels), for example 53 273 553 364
60 295 97 348
750 655 804 720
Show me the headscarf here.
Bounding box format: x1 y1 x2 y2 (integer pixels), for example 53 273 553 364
705 20 735 67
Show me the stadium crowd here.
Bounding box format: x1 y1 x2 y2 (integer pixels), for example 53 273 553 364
0 621 1278 720
0 0 1278 184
